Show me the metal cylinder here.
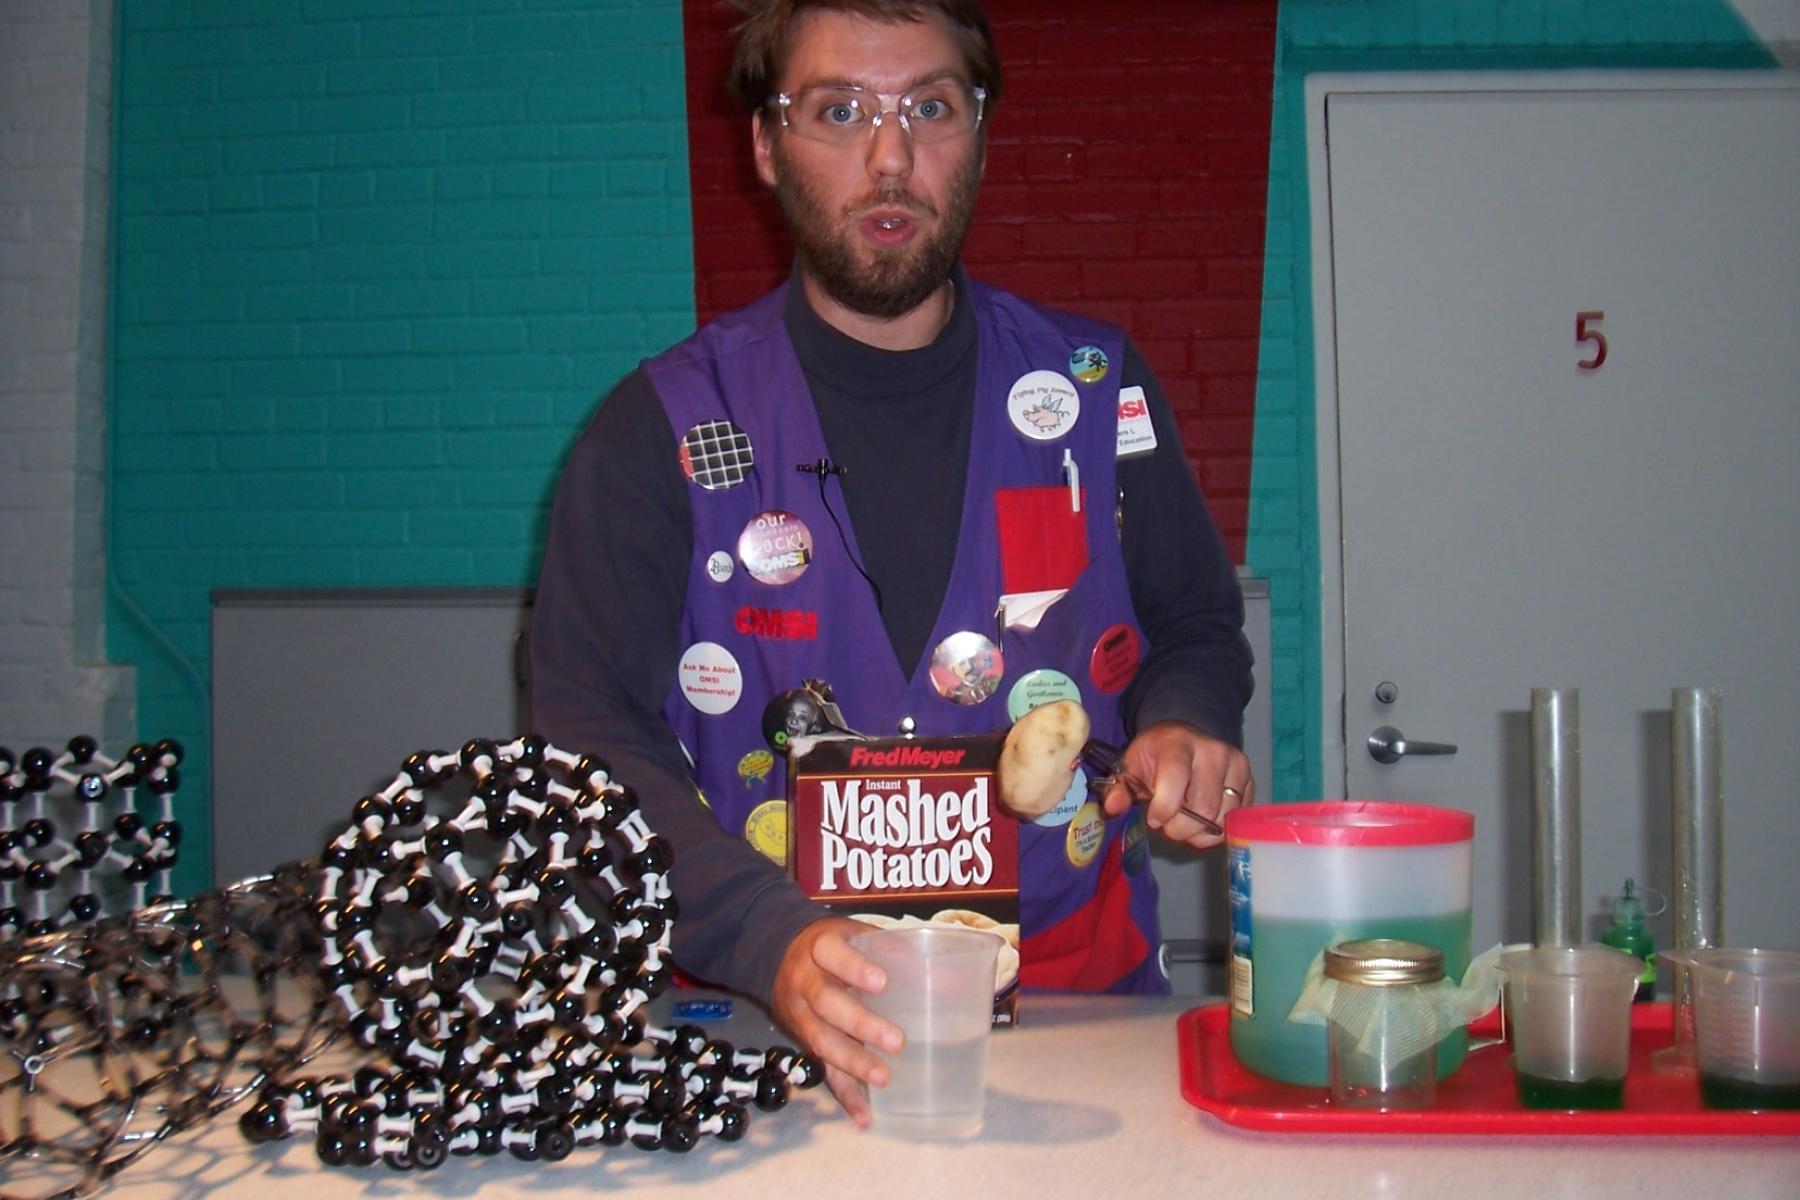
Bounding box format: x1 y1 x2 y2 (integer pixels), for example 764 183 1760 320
1667 687 1725 1053
1670 687 1725 951
1529 688 1582 946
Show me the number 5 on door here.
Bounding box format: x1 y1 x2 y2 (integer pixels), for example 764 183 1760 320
1576 310 1607 370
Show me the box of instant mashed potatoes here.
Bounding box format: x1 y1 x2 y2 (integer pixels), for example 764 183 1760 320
787 734 1022 1023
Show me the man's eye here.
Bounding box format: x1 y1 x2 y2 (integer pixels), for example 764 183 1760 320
911 97 948 121
818 100 862 126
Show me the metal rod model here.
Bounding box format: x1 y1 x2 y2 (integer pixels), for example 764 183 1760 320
1529 688 1582 946
1668 686 1724 1050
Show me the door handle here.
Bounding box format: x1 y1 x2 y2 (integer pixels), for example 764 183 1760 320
1367 725 1458 765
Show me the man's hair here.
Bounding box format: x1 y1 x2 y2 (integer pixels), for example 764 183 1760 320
727 0 1002 115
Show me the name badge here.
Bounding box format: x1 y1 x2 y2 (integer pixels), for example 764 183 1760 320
1116 386 1157 459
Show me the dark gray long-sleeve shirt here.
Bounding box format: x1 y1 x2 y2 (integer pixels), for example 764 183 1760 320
530 273 1252 1006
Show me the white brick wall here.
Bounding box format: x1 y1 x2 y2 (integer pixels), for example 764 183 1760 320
0 0 134 753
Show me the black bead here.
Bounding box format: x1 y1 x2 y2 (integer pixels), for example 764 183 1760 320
753 1069 790 1111
21 747 55 785
537 866 574 906
488 806 524 839
459 739 499 772
66 735 98 763
423 826 463 860
514 734 548 767
536 1123 575 1162
716 1101 749 1142
628 835 674 877
316 1128 351 1167
390 791 426 826
76 773 107 802
240 1101 285 1144
660 1115 697 1153
67 894 102 922
75 831 109 866
352 796 390 828
500 904 534 939
402 751 446 786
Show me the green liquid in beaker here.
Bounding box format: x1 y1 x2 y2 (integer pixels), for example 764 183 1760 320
1699 1073 1800 1111
1515 1073 1625 1110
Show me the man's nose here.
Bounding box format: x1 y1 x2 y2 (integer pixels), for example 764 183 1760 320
864 113 914 180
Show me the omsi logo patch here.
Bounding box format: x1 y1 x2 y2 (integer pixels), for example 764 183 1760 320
734 606 818 640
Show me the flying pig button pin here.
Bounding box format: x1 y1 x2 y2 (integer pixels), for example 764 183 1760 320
1007 370 1081 441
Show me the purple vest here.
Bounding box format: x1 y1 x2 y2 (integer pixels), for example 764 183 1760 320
645 279 1165 993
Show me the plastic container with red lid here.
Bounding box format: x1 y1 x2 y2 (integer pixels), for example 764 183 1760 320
1223 801 1476 1087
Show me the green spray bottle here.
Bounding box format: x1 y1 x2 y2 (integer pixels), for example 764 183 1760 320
1601 879 1656 1003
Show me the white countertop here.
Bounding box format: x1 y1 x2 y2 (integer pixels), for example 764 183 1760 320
51 994 1800 1200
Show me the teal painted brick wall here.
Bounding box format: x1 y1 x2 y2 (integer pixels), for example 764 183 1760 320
109 0 695 895
1246 0 1774 803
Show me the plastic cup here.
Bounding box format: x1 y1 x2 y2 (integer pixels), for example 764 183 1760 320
850 925 1002 1138
1660 948 1800 1110
1498 944 1642 1109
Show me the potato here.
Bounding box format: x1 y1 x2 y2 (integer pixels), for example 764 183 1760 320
998 699 1090 817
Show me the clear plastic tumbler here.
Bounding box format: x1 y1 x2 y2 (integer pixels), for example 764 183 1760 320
1498 944 1642 1109
850 925 1003 1138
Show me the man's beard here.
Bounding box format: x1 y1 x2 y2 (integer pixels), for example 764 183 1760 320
771 142 982 321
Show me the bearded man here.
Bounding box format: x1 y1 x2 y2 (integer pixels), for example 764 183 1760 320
531 0 1254 1123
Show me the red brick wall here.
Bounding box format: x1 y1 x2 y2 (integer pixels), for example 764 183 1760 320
681 0 1276 560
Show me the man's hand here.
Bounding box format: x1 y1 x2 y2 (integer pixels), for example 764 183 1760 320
1099 720 1252 850
769 915 903 1126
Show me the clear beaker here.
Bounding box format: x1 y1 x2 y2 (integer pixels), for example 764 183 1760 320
1661 947 1800 1110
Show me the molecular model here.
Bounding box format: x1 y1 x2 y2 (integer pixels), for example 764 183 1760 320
238 735 822 1171
0 738 183 941
0 863 332 1200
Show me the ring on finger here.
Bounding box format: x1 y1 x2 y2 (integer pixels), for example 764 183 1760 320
1222 785 1243 800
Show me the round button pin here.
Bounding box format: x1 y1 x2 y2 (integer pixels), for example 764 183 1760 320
1066 800 1106 868
706 550 735 584
1007 369 1081 441
1006 668 1083 722
737 748 774 787
743 799 787 865
678 419 755 491
678 641 742 715
737 510 813 586
1070 345 1110 384
1089 623 1141 695
927 630 1004 706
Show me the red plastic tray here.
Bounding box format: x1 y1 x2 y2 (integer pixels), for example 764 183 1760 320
1177 1002 1799 1134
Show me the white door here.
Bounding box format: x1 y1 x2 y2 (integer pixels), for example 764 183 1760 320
1311 74 1800 950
